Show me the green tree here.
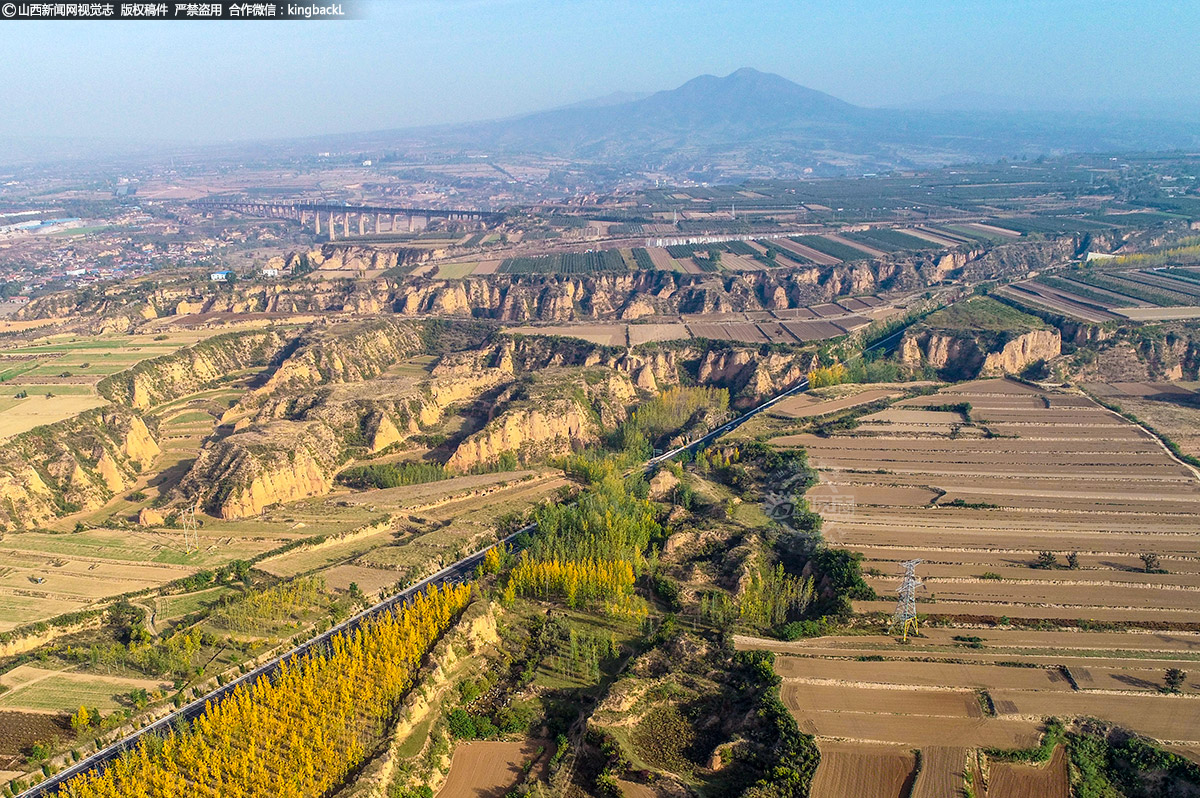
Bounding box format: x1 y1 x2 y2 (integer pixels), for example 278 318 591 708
1164 668 1187 693
1034 551 1058 570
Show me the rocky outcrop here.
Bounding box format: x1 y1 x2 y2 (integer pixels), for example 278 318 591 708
980 329 1061 376
446 398 598 472
288 245 429 274
444 365 639 471
138 507 165 527
249 319 424 400
0 408 161 528
697 347 816 401
180 421 341 519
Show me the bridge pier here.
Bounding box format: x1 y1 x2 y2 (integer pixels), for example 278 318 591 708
191 201 500 238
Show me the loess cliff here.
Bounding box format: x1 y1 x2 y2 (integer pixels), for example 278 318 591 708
900 296 1060 380
16 233 1097 332
0 408 160 529
98 330 290 410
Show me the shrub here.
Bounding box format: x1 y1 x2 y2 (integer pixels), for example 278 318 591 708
446 708 476 739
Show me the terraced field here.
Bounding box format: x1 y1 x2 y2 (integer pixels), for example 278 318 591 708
503 296 890 347
745 377 1200 795
1005 266 1200 322
0 330 220 439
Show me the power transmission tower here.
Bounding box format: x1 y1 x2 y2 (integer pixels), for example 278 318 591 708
890 559 923 641
181 500 201 553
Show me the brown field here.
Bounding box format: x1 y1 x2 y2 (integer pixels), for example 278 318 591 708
645 247 677 271
1116 306 1200 321
772 307 818 320
436 739 550 798
773 657 1074 691
836 297 871 312
810 303 846 318
746 378 1200 752
504 324 626 346
769 389 898 419
719 254 764 271
783 681 982 718
964 222 1021 238
781 320 846 341
0 710 71 771
1090 390 1200 461
903 228 962 248
628 323 689 345
794 711 1040 749
0 394 109 439
616 780 657 798
685 322 767 343
991 691 1200 742
996 284 1118 324
756 321 799 343
988 746 1069 798
911 747 968 798
810 744 915 798
830 315 870 333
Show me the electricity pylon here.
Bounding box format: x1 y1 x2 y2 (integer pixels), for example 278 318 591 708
890 559 923 641
181 500 201 553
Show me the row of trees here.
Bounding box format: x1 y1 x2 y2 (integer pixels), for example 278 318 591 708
504 555 640 615
53 583 470 798
525 475 662 569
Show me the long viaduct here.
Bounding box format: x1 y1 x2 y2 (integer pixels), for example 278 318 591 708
190 198 506 240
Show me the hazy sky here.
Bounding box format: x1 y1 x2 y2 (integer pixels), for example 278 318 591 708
2 0 1198 143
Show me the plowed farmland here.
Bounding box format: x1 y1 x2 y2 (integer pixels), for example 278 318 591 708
810 744 915 798
742 377 1200 781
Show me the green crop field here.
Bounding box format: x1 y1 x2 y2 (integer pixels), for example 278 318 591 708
924 296 1048 333
791 235 868 261
436 262 478 279
499 250 628 274
846 228 936 251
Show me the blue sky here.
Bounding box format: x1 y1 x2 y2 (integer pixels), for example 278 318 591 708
1 0 1197 142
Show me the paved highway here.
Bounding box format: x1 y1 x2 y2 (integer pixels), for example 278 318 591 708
20 323 912 797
